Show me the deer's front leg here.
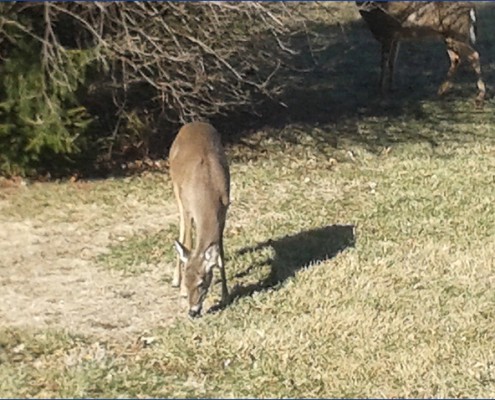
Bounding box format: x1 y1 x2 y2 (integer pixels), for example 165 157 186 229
380 39 399 94
172 185 184 288
438 47 460 97
172 258 182 288
179 215 193 298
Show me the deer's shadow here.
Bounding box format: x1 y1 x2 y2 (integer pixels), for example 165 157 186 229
209 224 355 313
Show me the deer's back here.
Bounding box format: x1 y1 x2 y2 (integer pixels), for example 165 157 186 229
357 2 475 42
169 122 230 211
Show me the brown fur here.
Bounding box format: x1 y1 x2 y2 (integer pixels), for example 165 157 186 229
169 121 230 317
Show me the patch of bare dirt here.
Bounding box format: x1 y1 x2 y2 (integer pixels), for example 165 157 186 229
0 190 186 340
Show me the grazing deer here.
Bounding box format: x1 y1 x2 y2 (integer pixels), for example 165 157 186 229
169 122 230 318
356 1 486 107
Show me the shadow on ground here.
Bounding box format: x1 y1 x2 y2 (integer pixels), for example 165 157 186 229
58 4 495 178
208 224 355 313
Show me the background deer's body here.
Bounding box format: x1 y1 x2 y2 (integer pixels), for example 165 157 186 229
356 1 486 106
169 122 230 317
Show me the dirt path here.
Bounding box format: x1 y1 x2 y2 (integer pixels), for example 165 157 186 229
0 188 185 340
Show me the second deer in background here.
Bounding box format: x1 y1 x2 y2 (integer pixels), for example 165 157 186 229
356 1 486 107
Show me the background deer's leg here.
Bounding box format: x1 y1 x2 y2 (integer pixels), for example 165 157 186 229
467 48 486 107
387 39 400 92
438 41 461 96
380 39 399 94
440 39 485 107
380 40 391 94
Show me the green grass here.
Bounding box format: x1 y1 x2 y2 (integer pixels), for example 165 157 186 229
3 114 494 397
99 224 177 276
2 2 495 397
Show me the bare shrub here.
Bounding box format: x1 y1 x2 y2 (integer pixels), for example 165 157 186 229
1 2 320 171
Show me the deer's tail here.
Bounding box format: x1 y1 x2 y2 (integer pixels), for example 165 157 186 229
469 7 478 46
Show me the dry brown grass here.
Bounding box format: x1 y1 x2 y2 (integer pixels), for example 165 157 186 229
1 2 495 397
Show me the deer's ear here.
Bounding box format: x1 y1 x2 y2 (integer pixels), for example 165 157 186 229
174 240 190 263
204 243 221 272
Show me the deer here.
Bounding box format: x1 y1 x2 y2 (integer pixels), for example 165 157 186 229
168 121 230 318
356 1 486 107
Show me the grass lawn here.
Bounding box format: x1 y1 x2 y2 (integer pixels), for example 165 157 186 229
1 2 494 398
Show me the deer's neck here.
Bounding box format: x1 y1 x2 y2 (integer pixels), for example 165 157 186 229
194 208 224 253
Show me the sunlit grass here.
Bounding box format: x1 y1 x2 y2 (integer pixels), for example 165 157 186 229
1 2 495 397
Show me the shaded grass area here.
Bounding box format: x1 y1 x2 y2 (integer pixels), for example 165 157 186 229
217 2 495 153
1 2 495 398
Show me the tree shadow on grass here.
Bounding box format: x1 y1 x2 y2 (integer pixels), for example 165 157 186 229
214 4 495 158
208 224 355 313
74 4 495 178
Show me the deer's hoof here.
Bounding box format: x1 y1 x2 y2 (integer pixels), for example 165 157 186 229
171 277 180 288
437 82 452 96
475 96 485 110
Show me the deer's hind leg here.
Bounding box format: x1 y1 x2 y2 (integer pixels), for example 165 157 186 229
214 210 229 306
380 39 399 94
440 38 485 107
218 236 229 306
438 40 461 97
466 47 486 108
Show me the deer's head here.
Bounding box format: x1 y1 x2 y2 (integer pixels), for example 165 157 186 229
174 241 221 318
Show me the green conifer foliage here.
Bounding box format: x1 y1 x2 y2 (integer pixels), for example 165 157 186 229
0 14 93 177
